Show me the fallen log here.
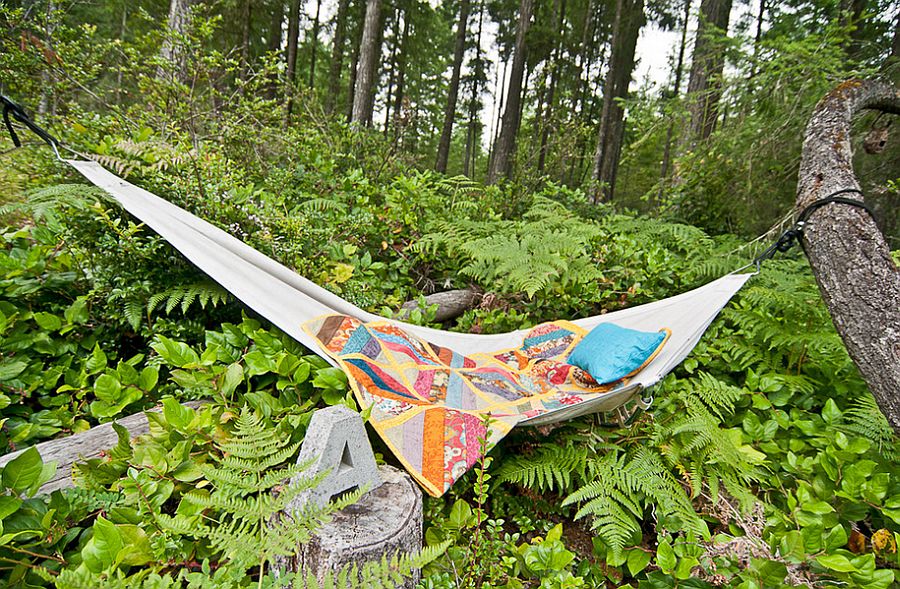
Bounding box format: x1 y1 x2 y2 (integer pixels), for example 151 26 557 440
0 401 204 494
796 79 900 433
399 287 480 322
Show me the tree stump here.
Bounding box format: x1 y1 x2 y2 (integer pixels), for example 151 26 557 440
289 465 423 588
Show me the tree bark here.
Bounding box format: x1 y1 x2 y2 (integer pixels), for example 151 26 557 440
435 0 472 173
157 0 194 81
324 0 351 114
487 0 533 184
796 79 900 433
590 0 644 201
239 0 251 82
391 9 411 144
659 0 692 191
284 0 302 117
351 0 383 127
537 0 566 176
399 288 480 322
264 1 285 99
683 0 733 147
464 0 485 177
309 0 322 89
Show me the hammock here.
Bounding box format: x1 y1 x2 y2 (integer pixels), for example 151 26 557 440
61 159 751 495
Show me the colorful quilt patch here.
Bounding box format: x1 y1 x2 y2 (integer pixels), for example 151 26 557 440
303 315 660 496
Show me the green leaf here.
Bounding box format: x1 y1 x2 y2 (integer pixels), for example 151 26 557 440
82 516 124 573
221 363 244 397
33 312 62 331
151 335 200 367
64 297 89 324
0 360 28 382
94 374 123 403
816 553 857 572
0 496 22 519
822 399 842 425
656 539 676 574
627 549 652 576
1 447 44 493
162 397 194 430
86 344 108 374
138 366 159 391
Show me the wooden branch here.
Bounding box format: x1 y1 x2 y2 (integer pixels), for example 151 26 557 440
399 288 480 322
796 79 900 433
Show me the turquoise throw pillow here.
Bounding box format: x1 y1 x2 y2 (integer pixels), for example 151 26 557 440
567 323 667 384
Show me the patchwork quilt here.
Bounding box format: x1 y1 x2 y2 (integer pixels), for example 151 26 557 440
302 315 663 497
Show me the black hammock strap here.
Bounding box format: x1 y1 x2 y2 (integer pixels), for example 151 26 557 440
753 190 875 267
1 93 62 158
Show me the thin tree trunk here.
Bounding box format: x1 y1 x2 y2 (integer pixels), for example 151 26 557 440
346 33 361 120
309 0 322 89
264 1 285 99
464 1 485 177
383 7 401 134
591 0 645 201
391 10 411 144
747 0 765 81
487 56 508 170
324 0 350 114
795 79 900 432
487 0 533 184
683 0 733 147
157 0 193 81
351 0 382 127
284 0 302 117
239 0 251 82
538 0 566 176
435 0 471 173
659 0 692 191
116 1 127 106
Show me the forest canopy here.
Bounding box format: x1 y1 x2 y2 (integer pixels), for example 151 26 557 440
0 0 898 588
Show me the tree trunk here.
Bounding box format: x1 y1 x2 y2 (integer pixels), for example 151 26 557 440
747 0 765 81
435 0 471 173
239 0 251 82
324 0 350 114
264 1 285 99
284 0 302 117
487 56 508 170
537 0 566 176
383 6 402 134
351 0 382 127
157 0 193 81
487 0 533 184
309 0 322 89
795 79 900 433
464 1 485 177
683 0 733 147
391 10 411 144
590 0 644 201
659 0 692 191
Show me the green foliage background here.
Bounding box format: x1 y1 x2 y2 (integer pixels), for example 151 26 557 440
0 1 897 588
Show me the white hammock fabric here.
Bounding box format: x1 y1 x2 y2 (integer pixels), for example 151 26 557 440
67 160 751 427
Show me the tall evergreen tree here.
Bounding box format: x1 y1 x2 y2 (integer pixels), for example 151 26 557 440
683 0 733 145
351 0 382 127
487 0 534 183
591 0 644 201
284 0 302 116
324 0 351 114
435 0 472 173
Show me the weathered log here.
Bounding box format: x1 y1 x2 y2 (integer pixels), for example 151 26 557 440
0 402 204 494
399 288 480 322
288 465 422 588
796 79 900 433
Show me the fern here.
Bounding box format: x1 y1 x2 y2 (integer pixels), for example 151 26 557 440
494 445 592 492
839 395 897 458
147 281 230 316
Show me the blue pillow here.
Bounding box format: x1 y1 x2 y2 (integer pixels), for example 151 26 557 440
567 323 667 384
